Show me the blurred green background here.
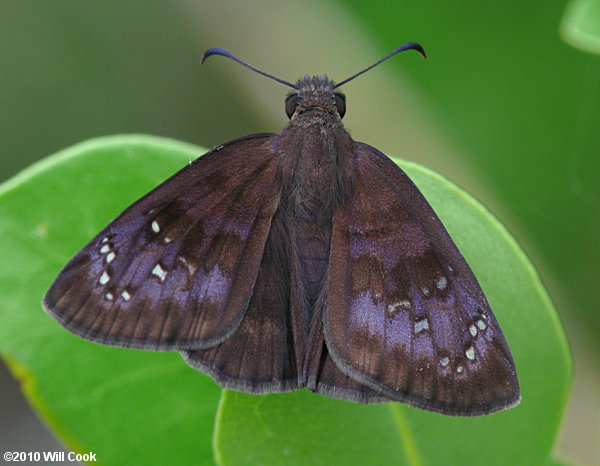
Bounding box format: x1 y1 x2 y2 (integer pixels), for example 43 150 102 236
1 1 598 464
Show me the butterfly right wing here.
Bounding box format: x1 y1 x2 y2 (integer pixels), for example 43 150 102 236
43 134 282 351
324 143 520 415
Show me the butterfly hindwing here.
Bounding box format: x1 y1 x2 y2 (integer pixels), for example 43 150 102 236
324 143 520 415
44 134 282 351
306 315 391 403
183 209 300 393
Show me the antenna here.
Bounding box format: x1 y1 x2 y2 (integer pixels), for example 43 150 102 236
201 47 298 89
202 42 426 90
334 42 426 88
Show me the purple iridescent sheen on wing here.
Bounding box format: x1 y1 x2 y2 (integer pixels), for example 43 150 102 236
44 135 281 351
324 142 520 416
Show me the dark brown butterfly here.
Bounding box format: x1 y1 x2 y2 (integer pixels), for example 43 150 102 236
43 43 520 416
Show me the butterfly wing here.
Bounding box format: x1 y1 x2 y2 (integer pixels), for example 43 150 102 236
306 315 391 403
182 209 300 393
44 134 282 351
324 143 520 415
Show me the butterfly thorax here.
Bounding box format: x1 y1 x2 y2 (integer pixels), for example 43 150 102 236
281 74 351 217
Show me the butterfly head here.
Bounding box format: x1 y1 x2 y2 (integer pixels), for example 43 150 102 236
285 75 346 121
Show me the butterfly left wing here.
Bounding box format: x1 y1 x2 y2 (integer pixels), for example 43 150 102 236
44 134 282 351
182 209 300 394
324 143 520 415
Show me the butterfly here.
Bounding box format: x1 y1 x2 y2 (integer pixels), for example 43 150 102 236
43 43 520 416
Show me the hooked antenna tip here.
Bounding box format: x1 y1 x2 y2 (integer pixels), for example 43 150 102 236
201 47 233 65
406 42 427 59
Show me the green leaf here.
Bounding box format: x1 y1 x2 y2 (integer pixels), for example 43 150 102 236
561 0 600 55
214 159 572 464
0 135 570 465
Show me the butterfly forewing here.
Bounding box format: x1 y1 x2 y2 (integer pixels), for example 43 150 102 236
324 143 520 415
44 134 282 351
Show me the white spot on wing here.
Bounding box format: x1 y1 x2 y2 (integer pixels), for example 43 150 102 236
466 346 476 360
386 300 411 315
106 252 115 263
101 237 109 243
151 221 160 233
105 292 114 301
457 365 464 373
469 324 477 337
100 244 111 254
421 287 429 296
440 357 450 367
436 276 448 290
121 290 131 301
414 318 429 334
476 319 487 330
164 236 172 244
152 263 167 282
99 271 110 285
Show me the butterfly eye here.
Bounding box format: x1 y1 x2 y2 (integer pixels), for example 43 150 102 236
334 92 346 119
285 94 300 118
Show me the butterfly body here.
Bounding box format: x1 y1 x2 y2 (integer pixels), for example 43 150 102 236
44 46 520 416
276 76 354 389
